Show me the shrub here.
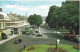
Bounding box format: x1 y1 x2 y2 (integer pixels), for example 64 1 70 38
48 47 54 51
48 47 67 52
27 45 36 51
22 31 26 34
73 45 79 50
29 30 33 35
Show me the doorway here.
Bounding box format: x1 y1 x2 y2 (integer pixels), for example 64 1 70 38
14 28 18 34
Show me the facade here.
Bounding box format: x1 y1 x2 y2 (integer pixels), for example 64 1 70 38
0 8 28 39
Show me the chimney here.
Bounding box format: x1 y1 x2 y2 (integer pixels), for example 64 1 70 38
0 8 3 12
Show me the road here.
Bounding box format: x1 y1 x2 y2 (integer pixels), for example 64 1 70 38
0 27 78 52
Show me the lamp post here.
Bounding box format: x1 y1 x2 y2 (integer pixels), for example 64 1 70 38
56 39 60 50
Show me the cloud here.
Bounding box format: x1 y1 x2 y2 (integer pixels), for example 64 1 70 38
3 1 63 16
5 4 28 11
56 4 61 7
0 12 9 18
38 5 51 10
0 6 3 8
19 7 28 11
0 0 65 1
5 5 18 8
26 6 49 16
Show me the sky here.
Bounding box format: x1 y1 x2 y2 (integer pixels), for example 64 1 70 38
0 0 65 17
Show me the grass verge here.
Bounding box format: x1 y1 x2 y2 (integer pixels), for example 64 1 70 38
21 44 79 52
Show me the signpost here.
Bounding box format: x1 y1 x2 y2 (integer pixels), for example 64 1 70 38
57 39 60 44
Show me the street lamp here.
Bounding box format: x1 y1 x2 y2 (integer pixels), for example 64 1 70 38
56 39 60 50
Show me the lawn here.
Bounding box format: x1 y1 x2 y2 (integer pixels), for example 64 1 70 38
57 29 70 34
21 44 79 52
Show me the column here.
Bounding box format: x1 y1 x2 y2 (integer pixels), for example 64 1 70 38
4 22 5 29
1 22 3 29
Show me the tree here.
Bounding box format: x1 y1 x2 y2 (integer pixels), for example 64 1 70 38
46 1 79 34
46 5 59 28
61 1 79 34
28 14 43 26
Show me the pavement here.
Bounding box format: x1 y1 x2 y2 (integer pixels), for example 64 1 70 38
0 34 20 45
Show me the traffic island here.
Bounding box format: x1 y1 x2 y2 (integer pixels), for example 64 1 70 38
21 44 79 52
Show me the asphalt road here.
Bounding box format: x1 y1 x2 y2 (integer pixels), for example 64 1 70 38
0 27 79 52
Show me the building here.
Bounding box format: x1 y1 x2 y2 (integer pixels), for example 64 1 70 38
0 8 28 40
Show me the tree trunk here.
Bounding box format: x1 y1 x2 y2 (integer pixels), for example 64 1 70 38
74 28 79 35
69 27 73 34
70 30 73 34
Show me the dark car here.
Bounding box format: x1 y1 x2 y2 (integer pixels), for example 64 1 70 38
1 33 7 40
14 39 22 44
64 33 76 41
74 35 80 43
70 34 76 41
64 33 71 39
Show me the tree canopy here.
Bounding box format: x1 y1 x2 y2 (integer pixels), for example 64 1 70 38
46 1 79 34
28 14 43 26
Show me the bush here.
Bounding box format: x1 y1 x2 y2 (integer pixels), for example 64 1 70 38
48 47 67 52
25 27 30 30
73 45 79 50
22 31 26 34
27 45 36 51
29 30 33 35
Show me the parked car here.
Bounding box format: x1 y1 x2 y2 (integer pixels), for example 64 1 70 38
26 30 29 34
64 33 76 41
64 33 80 43
1 33 7 40
74 35 80 43
22 30 29 34
64 33 71 40
35 30 42 37
14 39 22 44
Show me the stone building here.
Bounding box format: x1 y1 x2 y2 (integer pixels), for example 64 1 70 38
0 8 28 39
